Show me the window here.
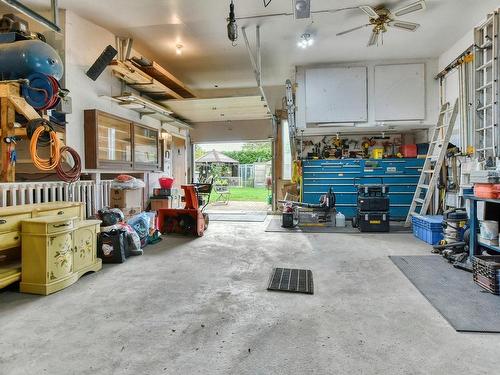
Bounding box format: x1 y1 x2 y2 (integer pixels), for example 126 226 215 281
282 120 292 180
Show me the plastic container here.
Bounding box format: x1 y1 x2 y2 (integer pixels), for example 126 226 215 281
411 215 443 245
400 144 417 158
480 220 499 240
474 183 500 199
372 148 384 159
472 255 500 295
159 177 175 189
336 212 346 227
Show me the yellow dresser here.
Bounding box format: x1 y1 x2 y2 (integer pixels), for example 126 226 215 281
20 216 102 295
0 202 85 289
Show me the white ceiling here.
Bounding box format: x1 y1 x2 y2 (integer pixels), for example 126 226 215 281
15 0 500 88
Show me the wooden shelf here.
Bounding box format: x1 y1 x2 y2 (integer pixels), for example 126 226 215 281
130 57 196 99
109 60 183 100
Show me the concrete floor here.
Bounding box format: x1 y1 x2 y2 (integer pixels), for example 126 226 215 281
1 218 500 375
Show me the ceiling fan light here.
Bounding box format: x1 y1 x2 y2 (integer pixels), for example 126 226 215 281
393 0 426 17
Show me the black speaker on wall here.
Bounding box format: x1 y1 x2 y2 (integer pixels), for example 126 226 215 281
86 45 118 81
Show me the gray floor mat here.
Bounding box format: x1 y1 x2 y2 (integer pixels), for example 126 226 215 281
265 217 411 234
208 212 268 222
390 255 500 333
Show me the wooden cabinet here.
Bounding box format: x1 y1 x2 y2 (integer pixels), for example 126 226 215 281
20 216 102 295
84 110 160 171
134 124 160 169
0 202 86 290
73 220 100 274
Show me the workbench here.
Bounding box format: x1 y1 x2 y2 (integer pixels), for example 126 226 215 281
301 158 425 220
465 195 500 259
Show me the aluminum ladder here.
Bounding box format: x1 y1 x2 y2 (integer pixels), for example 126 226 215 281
405 100 459 226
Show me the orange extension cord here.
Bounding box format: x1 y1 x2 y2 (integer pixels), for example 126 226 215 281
30 126 61 171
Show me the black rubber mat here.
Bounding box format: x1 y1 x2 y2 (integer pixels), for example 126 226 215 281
390 255 500 333
267 268 314 294
265 217 411 234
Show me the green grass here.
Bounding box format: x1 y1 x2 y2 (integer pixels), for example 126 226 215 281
212 187 270 202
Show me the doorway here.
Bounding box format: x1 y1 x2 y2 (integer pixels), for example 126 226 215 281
193 141 272 215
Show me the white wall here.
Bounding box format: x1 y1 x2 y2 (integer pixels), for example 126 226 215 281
438 31 474 72
63 10 186 172
295 59 440 132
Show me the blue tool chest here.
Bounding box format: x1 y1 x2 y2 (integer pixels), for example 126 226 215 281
301 158 425 220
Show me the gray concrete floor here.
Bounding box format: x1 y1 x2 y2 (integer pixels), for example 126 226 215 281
1 218 500 375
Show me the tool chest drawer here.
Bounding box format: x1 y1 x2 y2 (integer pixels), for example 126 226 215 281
302 158 423 220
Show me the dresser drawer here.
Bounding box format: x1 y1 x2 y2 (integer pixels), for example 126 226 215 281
47 220 74 234
0 213 32 234
0 231 21 250
35 206 81 220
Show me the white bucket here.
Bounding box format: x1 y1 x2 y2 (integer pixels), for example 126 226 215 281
480 220 499 240
336 212 346 227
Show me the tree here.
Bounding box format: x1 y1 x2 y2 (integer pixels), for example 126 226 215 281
223 142 272 164
194 145 206 160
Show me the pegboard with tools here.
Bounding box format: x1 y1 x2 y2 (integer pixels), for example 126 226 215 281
295 133 407 160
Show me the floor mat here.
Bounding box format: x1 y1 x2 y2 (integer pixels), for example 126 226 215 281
267 268 314 294
208 212 268 222
390 255 500 333
265 217 411 233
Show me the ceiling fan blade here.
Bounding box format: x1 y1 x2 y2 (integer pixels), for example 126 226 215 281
367 31 378 47
392 0 426 17
359 5 380 19
336 24 370 36
388 20 420 31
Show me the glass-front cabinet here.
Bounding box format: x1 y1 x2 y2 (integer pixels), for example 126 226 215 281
134 125 160 169
84 110 160 171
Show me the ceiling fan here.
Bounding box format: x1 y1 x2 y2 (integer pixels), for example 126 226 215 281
336 0 427 47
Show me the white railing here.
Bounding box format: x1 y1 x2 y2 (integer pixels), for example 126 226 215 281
0 180 113 218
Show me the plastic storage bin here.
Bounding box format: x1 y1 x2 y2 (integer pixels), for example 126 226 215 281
411 215 443 245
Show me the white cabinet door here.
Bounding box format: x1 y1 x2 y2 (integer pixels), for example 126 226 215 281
305 66 368 123
374 63 426 121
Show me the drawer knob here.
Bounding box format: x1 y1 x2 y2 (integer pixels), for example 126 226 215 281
57 211 64 215
13 236 19 240
0 219 6 225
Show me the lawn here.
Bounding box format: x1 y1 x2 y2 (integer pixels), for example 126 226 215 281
217 187 270 202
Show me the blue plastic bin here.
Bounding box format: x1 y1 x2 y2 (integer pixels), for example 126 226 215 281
412 215 443 245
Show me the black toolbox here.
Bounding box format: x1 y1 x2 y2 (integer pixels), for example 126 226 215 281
358 185 389 197
357 211 390 232
357 196 389 212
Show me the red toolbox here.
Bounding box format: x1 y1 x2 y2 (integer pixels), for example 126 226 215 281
400 144 417 158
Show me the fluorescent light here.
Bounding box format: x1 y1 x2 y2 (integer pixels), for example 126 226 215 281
0 0 61 33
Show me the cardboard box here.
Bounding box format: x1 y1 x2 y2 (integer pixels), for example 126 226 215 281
110 188 143 209
150 198 171 211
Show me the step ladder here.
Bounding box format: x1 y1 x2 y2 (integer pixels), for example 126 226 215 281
405 99 459 226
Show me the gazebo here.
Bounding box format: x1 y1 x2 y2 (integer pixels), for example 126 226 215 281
195 150 239 180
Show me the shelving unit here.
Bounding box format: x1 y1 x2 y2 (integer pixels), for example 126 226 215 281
474 12 499 159
465 195 500 260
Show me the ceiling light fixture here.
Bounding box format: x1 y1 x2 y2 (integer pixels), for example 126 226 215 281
176 44 183 55
297 33 314 48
